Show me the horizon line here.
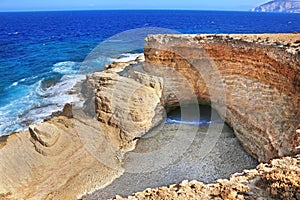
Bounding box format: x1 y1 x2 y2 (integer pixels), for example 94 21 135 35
0 8 252 13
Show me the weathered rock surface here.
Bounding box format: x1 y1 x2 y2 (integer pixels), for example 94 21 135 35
83 62 164 152
144 33 300 162
0 57 165 199
115 154 300 200
252 0 300 13
0 55 162 199
0 115 123 200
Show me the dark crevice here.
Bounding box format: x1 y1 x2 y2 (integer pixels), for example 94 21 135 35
165 104 224 126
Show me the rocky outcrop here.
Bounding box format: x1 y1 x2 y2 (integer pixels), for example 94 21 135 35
82 59 164 152
0 57 165 199
144 34 300 162
115 154 300 200
0 115 123 200
252 0 300 13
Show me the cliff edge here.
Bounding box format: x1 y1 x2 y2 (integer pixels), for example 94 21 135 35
144 33 300 162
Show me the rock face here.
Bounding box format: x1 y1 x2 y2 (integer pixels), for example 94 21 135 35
252 0 300 13
0 115 124 200
144 34 300 162
83 61 164 152
0 57 165 199
115 155 300 200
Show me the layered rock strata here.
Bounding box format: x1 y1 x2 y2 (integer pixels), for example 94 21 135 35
144 33 300 162
82 60 164 152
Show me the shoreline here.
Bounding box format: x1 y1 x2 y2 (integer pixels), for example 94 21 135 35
0 33 299 200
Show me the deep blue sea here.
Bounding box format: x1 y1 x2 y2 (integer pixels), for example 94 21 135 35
0 10 300 135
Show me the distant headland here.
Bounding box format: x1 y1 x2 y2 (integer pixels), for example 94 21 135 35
252 0 300 13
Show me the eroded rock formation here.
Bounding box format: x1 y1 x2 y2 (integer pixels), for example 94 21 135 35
0 34 299 199
0 115 123 200
82 59 164 152
144 33 300 162
0 57 165 200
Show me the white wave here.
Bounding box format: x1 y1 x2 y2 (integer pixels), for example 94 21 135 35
0 72 85 136
110 53 143 63
6 77 31 90
8 32 19 35
12 82 18 87
7 81 19 89
107 39 123 43
166 118 208 125
53 61 79 74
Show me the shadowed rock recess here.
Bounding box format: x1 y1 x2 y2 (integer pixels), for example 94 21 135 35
144 34 300 162
0 34 299 200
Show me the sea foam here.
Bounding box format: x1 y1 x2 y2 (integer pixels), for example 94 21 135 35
0 61 85 136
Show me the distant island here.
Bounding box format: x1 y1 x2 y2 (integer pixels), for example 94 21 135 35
252 0 300 13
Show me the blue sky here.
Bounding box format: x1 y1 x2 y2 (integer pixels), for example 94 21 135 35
0 0 269 12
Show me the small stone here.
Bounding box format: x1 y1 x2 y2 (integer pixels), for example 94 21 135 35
115 195 123 199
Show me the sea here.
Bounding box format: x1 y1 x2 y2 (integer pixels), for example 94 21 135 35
0 10 300 135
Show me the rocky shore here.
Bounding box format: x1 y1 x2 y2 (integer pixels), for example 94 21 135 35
0 34 299 200
113 154 300 200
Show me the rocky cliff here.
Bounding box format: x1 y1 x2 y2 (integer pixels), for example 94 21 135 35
144 33 300 162
252 0 300 13
0 34 299 199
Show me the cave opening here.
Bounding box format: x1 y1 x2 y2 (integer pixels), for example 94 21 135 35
165 104 224 126
95 103 259 199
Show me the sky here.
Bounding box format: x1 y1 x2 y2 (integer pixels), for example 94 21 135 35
0 0 270 12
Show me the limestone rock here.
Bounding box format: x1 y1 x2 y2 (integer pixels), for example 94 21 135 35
85 63 164 151
105 61 137 73
144 34 300 162
0 116 123 200
115 154 300 200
